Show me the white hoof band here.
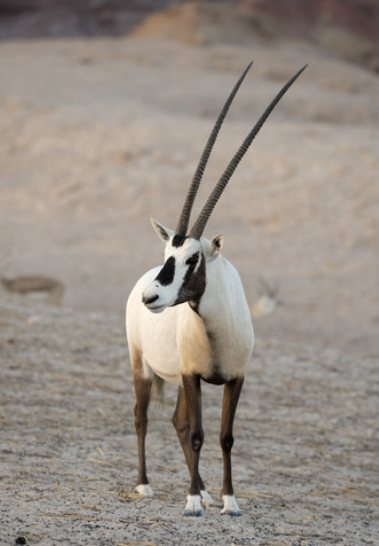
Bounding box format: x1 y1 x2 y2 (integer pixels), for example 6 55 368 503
221 495 241 516
135 484 154 497
201 490 215 505
183 494 203 517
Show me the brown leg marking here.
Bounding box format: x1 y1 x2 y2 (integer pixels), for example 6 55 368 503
220 376 244 497
133 371 153 488
182 374 204 497
172 386 206 491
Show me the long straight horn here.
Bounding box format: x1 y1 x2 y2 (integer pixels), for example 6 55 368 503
175 62 253 237
189 65 308 240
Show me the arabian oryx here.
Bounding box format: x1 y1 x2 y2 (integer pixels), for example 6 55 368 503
126 63 306 516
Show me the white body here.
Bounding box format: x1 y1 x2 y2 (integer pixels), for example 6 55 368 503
126 237 254 388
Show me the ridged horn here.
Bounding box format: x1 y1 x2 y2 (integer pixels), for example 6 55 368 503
175 62 253 237
189 65 308 240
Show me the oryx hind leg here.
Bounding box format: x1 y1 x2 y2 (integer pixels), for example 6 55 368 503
172 387 214 506
132 352 154 498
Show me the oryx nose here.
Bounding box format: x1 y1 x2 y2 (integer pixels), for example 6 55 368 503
142 293 159 305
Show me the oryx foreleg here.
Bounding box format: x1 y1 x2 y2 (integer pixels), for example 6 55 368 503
220 376 244 516
182 374 204 516
172 387 214 505
133 368 154 497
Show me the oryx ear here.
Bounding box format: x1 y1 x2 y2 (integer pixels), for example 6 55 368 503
210 234 224 257
150 218 174 242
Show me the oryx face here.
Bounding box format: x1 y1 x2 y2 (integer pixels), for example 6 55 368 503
142 219 223 314
140 63 306 313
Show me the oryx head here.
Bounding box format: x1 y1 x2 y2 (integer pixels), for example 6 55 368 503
142 63 307 313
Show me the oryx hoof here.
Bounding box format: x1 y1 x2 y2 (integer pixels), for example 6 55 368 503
135 484 154 497
183 494 203 517
221 495 241 516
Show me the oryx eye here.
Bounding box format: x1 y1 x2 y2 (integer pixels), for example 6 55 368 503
186 252 199 266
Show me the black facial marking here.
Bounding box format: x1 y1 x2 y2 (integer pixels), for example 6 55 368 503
155 256 176 286
172 234 187 248
186 252 199 266
174 252 206 307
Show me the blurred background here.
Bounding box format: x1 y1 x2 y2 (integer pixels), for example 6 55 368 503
0 0 378 356
0 0 378 71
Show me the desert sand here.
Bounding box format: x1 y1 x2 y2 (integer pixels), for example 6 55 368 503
1 4 379 544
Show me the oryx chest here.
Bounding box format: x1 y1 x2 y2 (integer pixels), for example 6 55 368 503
200 333 251 384
178 312 252 385
141 307 250 386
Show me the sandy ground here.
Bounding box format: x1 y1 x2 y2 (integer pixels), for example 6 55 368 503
0 16 379 546
1 301 378 545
